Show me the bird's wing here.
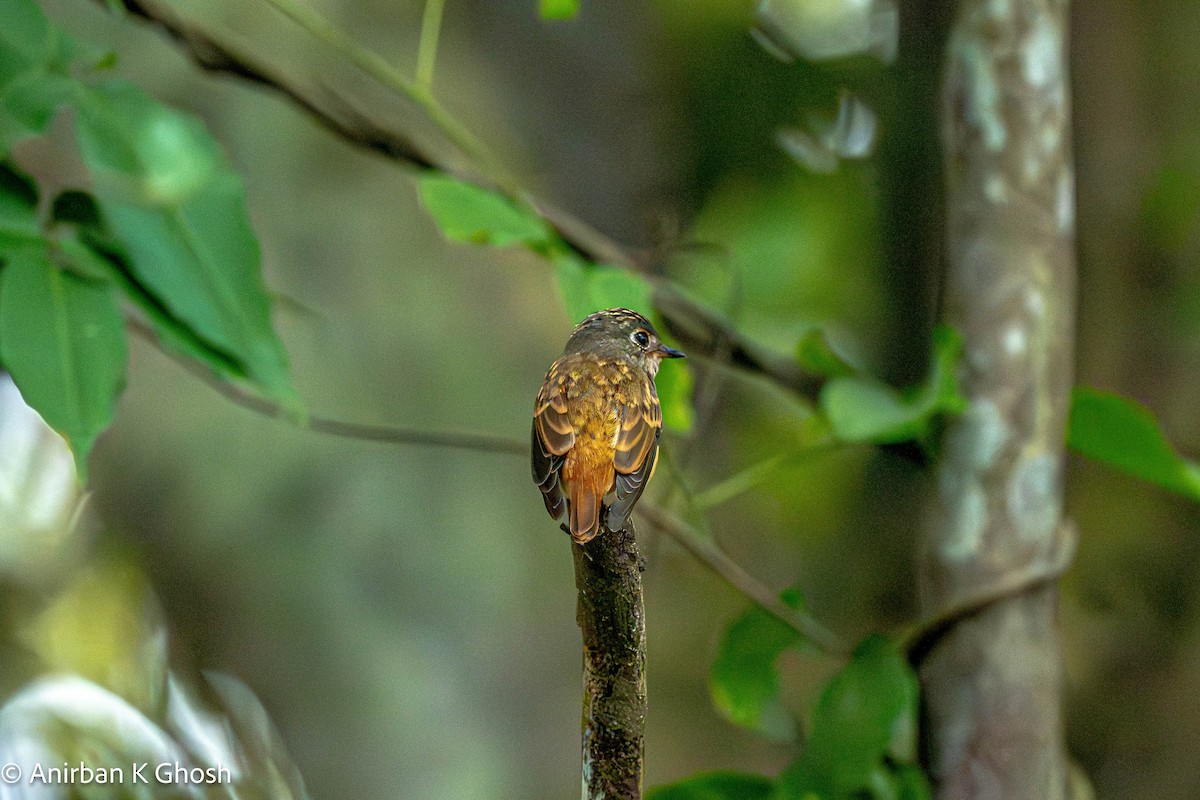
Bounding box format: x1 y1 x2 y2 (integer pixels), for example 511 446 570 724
532 369 573 520
607 380 662 531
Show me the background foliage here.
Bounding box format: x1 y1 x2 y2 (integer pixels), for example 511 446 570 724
1 1 1199 799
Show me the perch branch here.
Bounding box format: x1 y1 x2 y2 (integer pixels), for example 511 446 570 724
573 523 646 800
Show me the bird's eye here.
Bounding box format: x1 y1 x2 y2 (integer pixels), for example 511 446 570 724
631 329 651 349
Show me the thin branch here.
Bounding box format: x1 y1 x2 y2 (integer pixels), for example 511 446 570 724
102 0 826 403
635 503 846 655
118 0 439 168
904 521 1077 663
415 0 446 91
653 288 826 400
257 0 491 172
129 320 527 455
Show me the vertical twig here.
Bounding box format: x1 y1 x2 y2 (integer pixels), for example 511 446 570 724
415 0 445 90
572 523 646 800
919 1 1076 798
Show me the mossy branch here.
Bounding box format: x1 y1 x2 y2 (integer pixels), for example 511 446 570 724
572 522 646 800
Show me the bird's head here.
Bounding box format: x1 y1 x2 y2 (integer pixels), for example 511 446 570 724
564 308 685 375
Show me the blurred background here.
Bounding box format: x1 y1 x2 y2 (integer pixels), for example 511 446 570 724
4 0 1200 798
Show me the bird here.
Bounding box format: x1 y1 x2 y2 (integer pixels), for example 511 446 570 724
532 308 685 544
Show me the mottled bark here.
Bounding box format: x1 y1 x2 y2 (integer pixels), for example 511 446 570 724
920 1 1076 799
572 523 646 800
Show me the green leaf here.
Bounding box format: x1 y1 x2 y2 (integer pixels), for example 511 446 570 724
589 262 652 315
710 588 807 740
777 635 921 800
0 0 54 78
822 378 918 443
0 0 75 148
1068 387 1200 498
539 0 581 20
1142 165 1200 254
820 325 964 444
72 81 296 409
2 70 77 143
552 253 594 324
796 328 856 378
654 350 694 432
0 159 40 249
50 189 246 379
418 174 551 248
0 251 127 478
551 255 652 324
890 765 933 800
648 771 774 800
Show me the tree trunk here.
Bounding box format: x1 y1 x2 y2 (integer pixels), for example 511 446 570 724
919 1 1076 798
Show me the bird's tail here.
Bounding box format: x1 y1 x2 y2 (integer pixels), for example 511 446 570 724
569 470 610 544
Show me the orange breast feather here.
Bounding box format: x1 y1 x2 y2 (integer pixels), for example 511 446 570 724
533 355 660 544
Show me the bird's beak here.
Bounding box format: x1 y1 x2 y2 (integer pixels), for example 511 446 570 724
653 343 686 359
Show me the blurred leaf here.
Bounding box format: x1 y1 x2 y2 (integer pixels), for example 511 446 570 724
654 351 694 432
890 765 933 800
50 187 103 227
821 378 916 443
1141 165 1200 254
51 189 247 379
775 93 878 174
648 771 774 800
164 675 242 781
539 0 581 20
778 635 921 800
590 262 652 313
551 256 653 322
0 0 69 78
1068 387 1200 499
0 375 84 581
2 70 76 144
551 252 593 323
710 588 807 740
0 675 189 778
20 557 166 711
820 325 964 444
687 175 883 354
0 250 126 477
0 671 312 799
796 327 855 378
0 0 53 72
753 0 898 63
0 0 75 147
419 173 551 247
206 672 312 800
72 80 297 409
0 159 40 249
